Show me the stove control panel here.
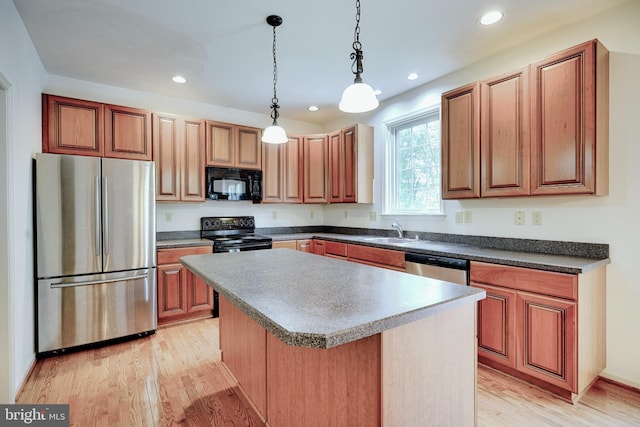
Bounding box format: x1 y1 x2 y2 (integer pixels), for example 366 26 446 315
201 216 255 231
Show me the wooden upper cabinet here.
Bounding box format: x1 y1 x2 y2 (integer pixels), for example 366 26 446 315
181 118 206 201
237 126 262 169
303 134 329 203
481 67 531 197
530 39 609 196
205 121 262 170
104 104 152 160
43 94 152 160
43 94 105 157
153 113 205 202
441 82 481 199
328 124 373 204
262 135 304 204
442 39 608 200
262 141 284 203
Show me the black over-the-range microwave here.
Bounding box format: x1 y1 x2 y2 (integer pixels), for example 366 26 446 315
206 167 262 203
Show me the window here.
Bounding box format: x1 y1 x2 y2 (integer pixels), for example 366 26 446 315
385 109 442 215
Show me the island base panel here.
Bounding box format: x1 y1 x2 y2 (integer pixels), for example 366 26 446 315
381 303 477 426
267 332 381 427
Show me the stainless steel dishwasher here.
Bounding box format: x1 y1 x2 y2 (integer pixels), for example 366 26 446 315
405 252 469 285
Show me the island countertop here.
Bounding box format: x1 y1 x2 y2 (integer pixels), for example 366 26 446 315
181 248 485 349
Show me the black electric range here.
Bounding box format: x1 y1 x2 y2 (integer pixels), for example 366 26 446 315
200 216 272 253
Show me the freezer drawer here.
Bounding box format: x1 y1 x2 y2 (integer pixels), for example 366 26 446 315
37 269 157 354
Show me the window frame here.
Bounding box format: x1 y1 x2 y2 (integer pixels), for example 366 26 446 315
383 106 444 217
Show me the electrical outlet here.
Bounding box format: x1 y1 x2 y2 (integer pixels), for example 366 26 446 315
165 212 173 222
532 211 542 225
272 211 277 220
515 210 525 225
344 210 348 219
464 210 472 223
309 210 314 219
455 211 463 224
369 211 377 221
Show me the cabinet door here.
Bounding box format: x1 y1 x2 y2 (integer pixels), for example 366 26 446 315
516 291 577 392
481 68 530 197
43 94 104 157
530 40 598 196
262 142 284 203
303 135 329 203
283 135 304 203
205 121 235 167
181 118 206 201
296 239 313 252
104 104 152 160
328 130 343 203
347 244 405 271
186 272 214 314
153 114 181 201
236 126 262 170
342 126 357 202
474 282 517 368
157 263 188 322
312 239 326 255
441 82 480 199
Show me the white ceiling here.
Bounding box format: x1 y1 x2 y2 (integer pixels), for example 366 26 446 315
13 0 625 125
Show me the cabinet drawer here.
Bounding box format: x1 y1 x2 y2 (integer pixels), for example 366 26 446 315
347 244 405 270
157 245 212 265
324 241 347 257
470 261 577 300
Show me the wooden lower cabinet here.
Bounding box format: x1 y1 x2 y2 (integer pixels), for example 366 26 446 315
516 291 577 391
476 283 517 369
272 239 313 252
471 261 605 401
347 243 405 271
157 246 214 325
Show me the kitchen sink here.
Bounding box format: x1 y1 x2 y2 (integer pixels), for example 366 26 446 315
362 237 420 245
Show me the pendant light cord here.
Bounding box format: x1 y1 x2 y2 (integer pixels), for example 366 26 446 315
350 0 364 82
270 24 280 122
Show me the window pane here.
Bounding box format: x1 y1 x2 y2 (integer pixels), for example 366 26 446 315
387 111 441 214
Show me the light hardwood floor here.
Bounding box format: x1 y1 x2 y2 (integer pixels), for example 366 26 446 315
17 318 640 426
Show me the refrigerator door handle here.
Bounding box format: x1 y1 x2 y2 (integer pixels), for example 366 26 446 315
103 176 109 255
50 273 149 289
95 176 101 256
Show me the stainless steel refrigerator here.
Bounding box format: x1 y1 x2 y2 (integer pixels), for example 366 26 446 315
35 153 157 355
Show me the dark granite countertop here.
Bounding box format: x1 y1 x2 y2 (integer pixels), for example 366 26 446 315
156 238 213 249
181 249 485 349
269 233 609 274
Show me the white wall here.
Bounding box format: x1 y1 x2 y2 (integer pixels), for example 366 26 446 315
0 1 48 402
324 0 640 388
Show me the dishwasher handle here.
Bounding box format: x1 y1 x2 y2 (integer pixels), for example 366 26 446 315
405 252 469 270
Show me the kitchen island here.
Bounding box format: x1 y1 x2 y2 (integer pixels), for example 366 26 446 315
181 248 485 426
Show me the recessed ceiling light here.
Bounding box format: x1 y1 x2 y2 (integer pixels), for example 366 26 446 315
308 105 319 112
374 89 382 96
479 10 503 25
172 75 187 84
407 73 419 81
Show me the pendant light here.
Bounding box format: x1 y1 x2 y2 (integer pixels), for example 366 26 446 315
339 0 379 113
262 15 288 144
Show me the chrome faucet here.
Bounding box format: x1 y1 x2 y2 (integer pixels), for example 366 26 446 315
391 222 404 238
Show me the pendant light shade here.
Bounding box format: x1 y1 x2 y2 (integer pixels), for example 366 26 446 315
262 15 288 144
339 0 378 113
339 81 379 113
262 124 287 144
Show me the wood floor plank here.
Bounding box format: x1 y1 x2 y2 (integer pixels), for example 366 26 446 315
16 318 640 426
